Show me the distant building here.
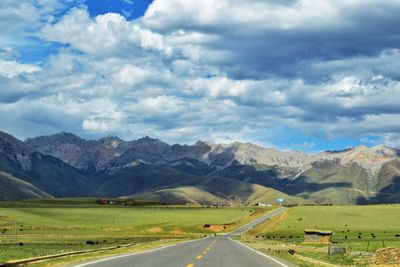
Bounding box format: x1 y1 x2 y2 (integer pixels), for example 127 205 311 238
126 199 136 206
95 199 119 205
256 202 272 207
96 198 169 206
96 199 109 205
304 229 333 244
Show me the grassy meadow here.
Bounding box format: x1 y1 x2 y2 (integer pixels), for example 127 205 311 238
0 199 267 263
264 205 400 248
244 205 400 266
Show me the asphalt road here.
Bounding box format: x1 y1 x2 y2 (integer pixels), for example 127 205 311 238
226 207 287 236
73 208 295 267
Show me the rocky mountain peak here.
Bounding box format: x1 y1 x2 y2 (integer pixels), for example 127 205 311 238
352 145 399 164
97 135 124 149
135 136 168 145
0 132 36 171
194 140 212 146
0 131 31 155
5 130 400 176
25 132 131 172
25 132 86 147
205 141 310 168
354 145 368 151
316 145 400 172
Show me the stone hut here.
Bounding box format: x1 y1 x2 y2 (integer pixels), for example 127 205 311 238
304 229 333 244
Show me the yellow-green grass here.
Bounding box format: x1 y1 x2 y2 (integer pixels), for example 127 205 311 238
241 205 400 266
0 199 267 263
260 205 400 251
27 239 187 267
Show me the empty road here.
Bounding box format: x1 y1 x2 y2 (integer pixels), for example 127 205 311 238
73 208 295 267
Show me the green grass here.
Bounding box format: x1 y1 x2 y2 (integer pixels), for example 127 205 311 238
265 205 400 246
0 198 101 208
0 199 262 263
0 237 160 264
0 206 255 236
244 205 400 266
261 204 400 265
300 251 356 265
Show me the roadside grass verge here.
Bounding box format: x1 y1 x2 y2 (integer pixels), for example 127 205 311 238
26 238 188 267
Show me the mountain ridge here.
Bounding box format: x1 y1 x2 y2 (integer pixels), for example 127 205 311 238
1 130 400 205
23 131 400 175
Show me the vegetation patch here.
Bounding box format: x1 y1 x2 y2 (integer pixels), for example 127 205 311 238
145 227 164 234
0 198 270 264
373 247 400 265
242 205 400 266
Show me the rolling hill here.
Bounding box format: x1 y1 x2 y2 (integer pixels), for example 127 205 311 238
91 163 305 205
0 171 52 200
128 175 307 205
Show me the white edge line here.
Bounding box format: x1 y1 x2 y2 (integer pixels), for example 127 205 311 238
230 238 289 267
73 208 286 266
72 237 208 267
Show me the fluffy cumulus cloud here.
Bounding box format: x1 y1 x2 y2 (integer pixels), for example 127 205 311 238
1 0 400 150
0 60 41 78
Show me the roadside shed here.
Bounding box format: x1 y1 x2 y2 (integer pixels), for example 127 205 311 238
126 199 136 206
96 199 109 205
304 229 333 244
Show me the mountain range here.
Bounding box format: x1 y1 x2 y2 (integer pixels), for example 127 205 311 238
1 130 399 205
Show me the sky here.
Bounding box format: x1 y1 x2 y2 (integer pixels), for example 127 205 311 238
1 0 400 151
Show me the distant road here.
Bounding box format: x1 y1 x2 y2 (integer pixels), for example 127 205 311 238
226 207 286 236
72 207 295 267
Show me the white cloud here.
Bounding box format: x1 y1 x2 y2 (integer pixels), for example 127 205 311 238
0 60 41 78
2 0 400 149
0 0 62 50
133 96 186 115
139 28 172 56
142 0 347 32
82 110 123 132
188 77 249 98
113 64 152 86
41 8 172 57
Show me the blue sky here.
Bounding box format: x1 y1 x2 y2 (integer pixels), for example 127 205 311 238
1 0 400 151
85 0 153 19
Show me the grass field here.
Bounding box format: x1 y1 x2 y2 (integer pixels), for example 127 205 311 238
0 199 267 263
243 205 400 266
265 205 400 248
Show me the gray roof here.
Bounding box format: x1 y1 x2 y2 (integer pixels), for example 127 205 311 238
304 229 333 235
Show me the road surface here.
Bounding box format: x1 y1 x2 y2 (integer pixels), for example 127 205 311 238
73 208 295 267
226 207 287 236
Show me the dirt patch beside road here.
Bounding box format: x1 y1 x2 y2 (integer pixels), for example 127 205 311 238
374 247 400 265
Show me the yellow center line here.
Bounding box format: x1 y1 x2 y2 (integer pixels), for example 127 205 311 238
187 239 216 265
